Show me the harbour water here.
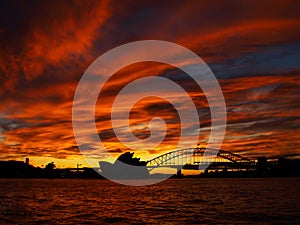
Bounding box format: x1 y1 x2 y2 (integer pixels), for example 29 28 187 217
0 178 299 224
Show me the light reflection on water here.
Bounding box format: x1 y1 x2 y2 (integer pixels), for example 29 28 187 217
0 178 299 224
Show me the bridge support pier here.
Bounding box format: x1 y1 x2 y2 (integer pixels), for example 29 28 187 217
177 169 183 177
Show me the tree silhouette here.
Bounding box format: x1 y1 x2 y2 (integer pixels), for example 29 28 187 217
45 162 56 171
44 162 56 178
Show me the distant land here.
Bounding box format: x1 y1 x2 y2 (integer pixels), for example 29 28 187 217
0 156 300 179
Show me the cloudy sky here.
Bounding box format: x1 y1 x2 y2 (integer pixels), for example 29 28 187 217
0 0 300 167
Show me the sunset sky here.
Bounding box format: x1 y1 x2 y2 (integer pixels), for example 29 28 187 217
0 0 300 168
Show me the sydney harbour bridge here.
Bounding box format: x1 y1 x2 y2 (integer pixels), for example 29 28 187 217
145 147 257 173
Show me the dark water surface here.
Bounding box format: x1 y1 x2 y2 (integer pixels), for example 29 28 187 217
0 178 299 224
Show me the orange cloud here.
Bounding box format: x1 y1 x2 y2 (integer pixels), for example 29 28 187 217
1 1 300 167
0 0 111 94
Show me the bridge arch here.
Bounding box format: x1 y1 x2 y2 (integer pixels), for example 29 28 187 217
146 148 255 170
